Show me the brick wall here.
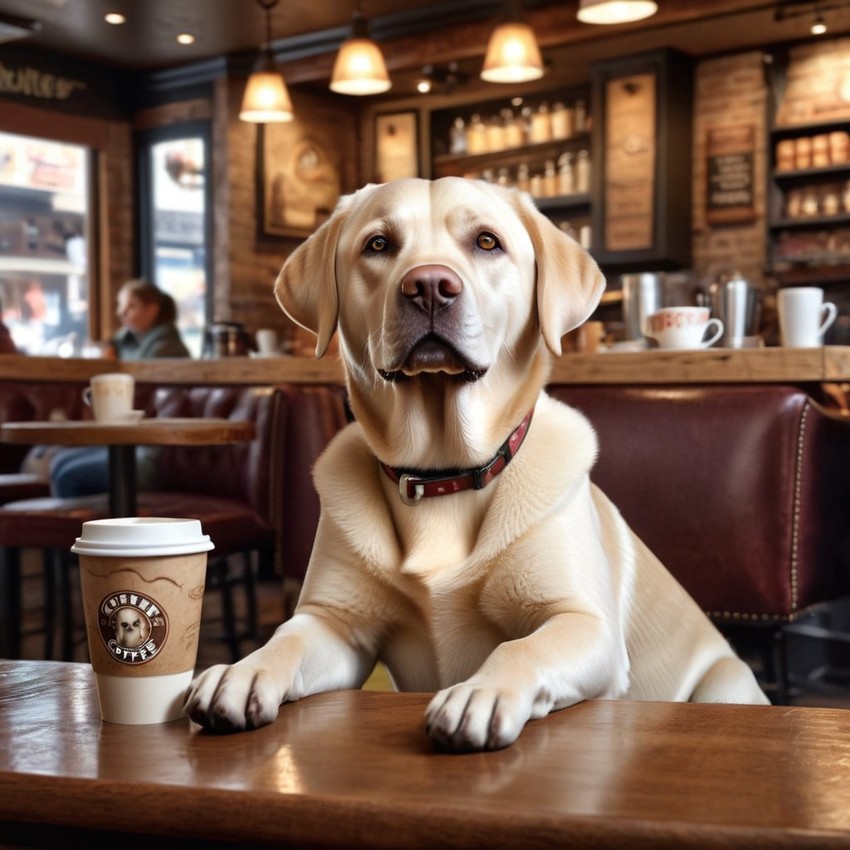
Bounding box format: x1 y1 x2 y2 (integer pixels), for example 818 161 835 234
215 76 358 352
691 51 768 287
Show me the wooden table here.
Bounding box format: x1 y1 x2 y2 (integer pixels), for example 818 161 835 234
1 661 849 849
0 418 255 517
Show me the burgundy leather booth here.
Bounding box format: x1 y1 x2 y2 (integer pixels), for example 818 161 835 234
547 383 850 691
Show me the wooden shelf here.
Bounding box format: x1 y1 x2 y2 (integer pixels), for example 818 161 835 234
770 212 850 230
773 164 850 183
772 119 850 139
534 193 591 212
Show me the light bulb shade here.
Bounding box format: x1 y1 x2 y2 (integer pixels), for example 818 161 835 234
330 37 392 95
480 22 543 84
577 0 658 25
239 67 294 122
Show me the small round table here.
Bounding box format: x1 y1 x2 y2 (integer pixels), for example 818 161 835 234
0 418 256 517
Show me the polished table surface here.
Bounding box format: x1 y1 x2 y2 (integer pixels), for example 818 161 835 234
2 347 850 387
0 418 255 516
1 661 850 849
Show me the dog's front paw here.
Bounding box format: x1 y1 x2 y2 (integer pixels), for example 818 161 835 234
424 683 533 753
185 663 283 733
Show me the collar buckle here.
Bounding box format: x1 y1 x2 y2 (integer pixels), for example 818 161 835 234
398 473 425 506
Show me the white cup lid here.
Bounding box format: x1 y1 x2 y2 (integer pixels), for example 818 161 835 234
71 517 214 557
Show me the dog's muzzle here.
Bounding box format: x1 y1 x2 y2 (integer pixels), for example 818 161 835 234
378 264 487 383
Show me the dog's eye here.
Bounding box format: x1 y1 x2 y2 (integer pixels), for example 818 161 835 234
364 235 390 254
476 232 501 251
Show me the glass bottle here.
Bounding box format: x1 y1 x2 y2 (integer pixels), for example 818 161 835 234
558 152 575 195
551 102 572 140
530 102 552 144
486 115 506 152
574 99 587 133
503 108 524 149
576 150 591 194
466 114 487 155
544 159 557 196
516 162 531 193
449 116 466 155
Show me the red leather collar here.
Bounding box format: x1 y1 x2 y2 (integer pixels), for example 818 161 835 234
381 409 534 506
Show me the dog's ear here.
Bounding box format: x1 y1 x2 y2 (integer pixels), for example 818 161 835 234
274 196 354 358
512 191 606 356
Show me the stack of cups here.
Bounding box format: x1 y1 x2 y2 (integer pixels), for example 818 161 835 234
71 517 214 725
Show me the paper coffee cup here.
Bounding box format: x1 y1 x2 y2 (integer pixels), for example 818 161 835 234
72 518 214 725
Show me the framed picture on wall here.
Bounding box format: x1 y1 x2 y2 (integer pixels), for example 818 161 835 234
374 112 419 183
258 120 344 239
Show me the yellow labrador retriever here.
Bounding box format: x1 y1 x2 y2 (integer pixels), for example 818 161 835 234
186 177 769 751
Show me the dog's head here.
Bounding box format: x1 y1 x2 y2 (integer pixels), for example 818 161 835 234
275 177 604 466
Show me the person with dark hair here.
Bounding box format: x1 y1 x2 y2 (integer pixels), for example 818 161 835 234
0 296 17 354
110 278 190 360
48 279 190 497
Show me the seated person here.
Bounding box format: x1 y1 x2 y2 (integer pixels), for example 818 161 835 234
109 278 190 360
49 279 190 498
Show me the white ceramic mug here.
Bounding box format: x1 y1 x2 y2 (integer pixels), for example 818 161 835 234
82 373 135 421
255 328 279 355
777 287 838 348
645 307 724 350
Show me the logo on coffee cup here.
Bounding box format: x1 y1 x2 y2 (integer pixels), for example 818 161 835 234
96 591 168 664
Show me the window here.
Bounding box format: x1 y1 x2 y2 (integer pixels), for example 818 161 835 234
138 123 212 358
0 130 90 354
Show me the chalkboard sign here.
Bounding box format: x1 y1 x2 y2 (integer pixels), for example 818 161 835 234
706 125 755 224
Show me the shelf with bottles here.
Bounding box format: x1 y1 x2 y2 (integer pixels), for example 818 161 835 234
432 93 590 159
771 223 850 268
769 178 850 229
453 148 593 206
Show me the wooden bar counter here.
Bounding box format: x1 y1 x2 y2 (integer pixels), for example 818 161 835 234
1 661 850 849
1 346 850 387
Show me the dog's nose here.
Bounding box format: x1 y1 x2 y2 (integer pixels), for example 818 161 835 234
401 265 463 313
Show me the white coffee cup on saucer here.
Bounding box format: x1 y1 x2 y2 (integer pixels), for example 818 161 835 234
645 307 724 350
82 373 135 421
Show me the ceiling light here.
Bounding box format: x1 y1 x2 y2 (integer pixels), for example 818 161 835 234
480 21 543 83
576 0 658 25
177 33 195 45
416 77 432 94
811 14 827 35
104 12 126 25
239 0 294 123
330 2 391 95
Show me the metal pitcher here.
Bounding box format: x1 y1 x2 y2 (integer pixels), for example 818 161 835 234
621 273 665 340
709 272 762 348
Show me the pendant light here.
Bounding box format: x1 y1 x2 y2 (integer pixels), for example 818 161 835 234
576 0 658 25
480 1 543 84
330 2 391 96
239 0 294 123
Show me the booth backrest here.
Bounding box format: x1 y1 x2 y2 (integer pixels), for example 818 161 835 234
547 384 850 624
273 383 351 583
146 384 278 520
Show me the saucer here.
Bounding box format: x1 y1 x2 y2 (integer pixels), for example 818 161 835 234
109 410 145 423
